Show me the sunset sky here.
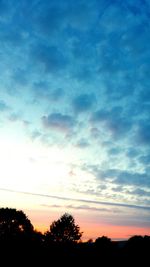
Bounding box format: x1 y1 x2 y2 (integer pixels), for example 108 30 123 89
0 0 150 241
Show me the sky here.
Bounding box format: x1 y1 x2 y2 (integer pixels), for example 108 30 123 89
0 0 150 241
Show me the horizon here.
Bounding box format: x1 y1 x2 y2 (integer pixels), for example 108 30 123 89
0 202 149 242
0 188 149 241
0 0 150 241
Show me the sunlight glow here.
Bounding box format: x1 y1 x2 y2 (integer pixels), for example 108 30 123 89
0 137 78 192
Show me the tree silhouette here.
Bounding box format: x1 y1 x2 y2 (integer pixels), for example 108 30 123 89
0 207 34 241
47 213 82 244
95 236 112 251
95 235 111 245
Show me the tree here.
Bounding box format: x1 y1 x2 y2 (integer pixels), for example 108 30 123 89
0 207 34 241
47 213 82 243
95 236 112 250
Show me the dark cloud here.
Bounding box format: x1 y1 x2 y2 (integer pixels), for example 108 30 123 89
127 188 150 197
126 148 139 158
98 184 107 190
31 43 68 74
138 87 150 104
27 1 101 83
71 38 96 59
33 5 66 36
83 165 116 183
0 25 24 46
112 185 125 193
139 154 150 165
84 164 150 188
91 107 132 138
115 170 150 187
135 122 150 145
72 66 96 83
12 69 28 86
33 81 50 97
72 93 95 113
94 168 150 188
32 0 99 36
33 82 64 101
105 80 135 101
42 112 75 133
91 109 109 122
51 88 64 101
67 1 99 31
76 138 90 148
0 0 11 17
0 0 6 14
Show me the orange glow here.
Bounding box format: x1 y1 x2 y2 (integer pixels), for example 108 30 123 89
80 222 150 241
26 209 150 240
25 208 59 233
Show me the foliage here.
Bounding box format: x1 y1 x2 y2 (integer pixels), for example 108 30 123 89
0 207 150 265
95 235 111 244
95 235 112 250
0 207 34 240
47 213 82 243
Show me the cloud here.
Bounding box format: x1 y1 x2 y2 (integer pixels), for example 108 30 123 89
90 127 100 139
84 164 150 188
1 187 150 211
30 130 42 141
67 1 99 31
0 0 11 18
115 170 150 187
51 88 64 101
108 147 122 156
42 203 109 213
96 168 150 188
72 93 95 113
33 82 64 102
139 154 150 165
28 1 101 83
32 0 99 35
134 121 150 145
76 138 90 148
0 0 150 231
0 0 6 15
33 81 51 98
43 204 150 228
12 69 28 86
32 5 66 36
0 25 24 46
112 185 125 193
31 43 68 74
42 112 75 133
127 188 150 197
138 86 150 104
126 148 139 158
91 107 132 138
0 100 9 111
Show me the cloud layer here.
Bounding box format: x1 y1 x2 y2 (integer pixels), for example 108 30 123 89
0 0 150 234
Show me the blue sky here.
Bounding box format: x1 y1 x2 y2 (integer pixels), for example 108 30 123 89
0 0 150 239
